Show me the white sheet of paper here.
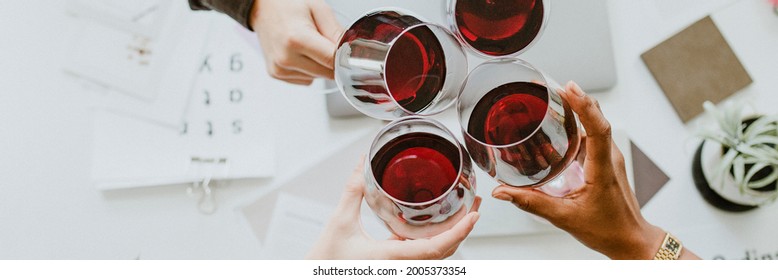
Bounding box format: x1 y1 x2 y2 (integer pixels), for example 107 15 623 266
91 99 277 189
65 1 209 126
91 17 278 189
67 0 168 38
260 192 332 259
258 192 392 259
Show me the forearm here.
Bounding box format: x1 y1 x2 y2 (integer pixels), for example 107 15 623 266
187 0 257 30
599 222 701 260
600 223 666 260
679 247 701 260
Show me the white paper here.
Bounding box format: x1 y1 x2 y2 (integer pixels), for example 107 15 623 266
259 193 392 259
65 1 208 125
260 193 332 259
91 17 277 189
67 0 168 38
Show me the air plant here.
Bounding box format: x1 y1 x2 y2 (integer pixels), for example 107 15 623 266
699 101 778 203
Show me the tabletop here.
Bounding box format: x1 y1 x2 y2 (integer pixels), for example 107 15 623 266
1 0 777 260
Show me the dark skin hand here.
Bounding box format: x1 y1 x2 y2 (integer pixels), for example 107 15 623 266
493 81 700 260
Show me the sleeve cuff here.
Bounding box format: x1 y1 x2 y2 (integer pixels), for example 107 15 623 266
188 0 257 31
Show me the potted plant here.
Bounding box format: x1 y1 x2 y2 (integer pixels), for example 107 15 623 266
692 101 778 212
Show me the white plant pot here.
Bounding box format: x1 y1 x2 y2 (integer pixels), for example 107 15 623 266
693 140 777 211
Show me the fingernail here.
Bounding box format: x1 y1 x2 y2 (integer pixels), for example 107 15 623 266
571 81 585 97
492 193 513 202
471 212 480 223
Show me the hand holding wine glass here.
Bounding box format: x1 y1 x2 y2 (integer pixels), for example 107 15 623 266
492 81 700 260
249 0 342 85
307 158 482 260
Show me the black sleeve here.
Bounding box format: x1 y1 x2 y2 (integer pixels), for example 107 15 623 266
188 0 256 30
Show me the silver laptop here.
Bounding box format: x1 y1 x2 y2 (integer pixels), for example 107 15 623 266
326 0 617 117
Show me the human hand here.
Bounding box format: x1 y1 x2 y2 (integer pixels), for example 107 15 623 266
250 0 342 85
307 157 482 260
492 81 668 259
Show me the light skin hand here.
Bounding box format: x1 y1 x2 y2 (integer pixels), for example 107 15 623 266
250 0 342 85
307 157 482 260
492 81 700 260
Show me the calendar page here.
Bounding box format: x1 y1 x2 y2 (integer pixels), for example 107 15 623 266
91 17 277 189
180 19 280 181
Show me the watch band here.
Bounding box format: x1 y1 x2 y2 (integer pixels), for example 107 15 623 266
653 232 683 260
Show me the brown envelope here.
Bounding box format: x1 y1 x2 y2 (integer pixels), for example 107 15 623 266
631 141 670 208
641 16 752 123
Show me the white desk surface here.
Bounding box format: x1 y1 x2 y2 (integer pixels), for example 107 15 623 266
2 0 777 259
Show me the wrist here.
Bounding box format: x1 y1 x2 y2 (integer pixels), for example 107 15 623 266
604 223 666 260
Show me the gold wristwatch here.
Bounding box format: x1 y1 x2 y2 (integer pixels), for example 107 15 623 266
653 232 683 260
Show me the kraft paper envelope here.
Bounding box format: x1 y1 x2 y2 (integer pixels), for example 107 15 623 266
631 142 670 208
641 16 752 123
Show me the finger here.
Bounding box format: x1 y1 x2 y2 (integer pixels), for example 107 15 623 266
529 138 550 170
492 185 566 219
388 234 404 241
285 54 335 78
309 0 344 42
425 211 479 253
436 196 482 259
610 144 641 209
285 78 314 86
270 66 315 81
334 156 366 216
470 196 482 213
297 28 337 71
576 132 588 163
343 155 366 198
562 81 613 171
387 212 480 260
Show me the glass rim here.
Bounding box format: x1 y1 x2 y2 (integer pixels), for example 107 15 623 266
383 22 463 116
334 8 464 118
446 0 551 58
366 116 466 206
456 57 554 149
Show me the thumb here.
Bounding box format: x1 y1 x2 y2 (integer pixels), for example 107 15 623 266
335 156 366 217
492 185 565 219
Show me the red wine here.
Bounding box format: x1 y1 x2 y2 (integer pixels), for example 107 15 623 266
385 27 446 113
469 82 548 145
341 12 446 112
455 0 544 56
371 133 460 204
466 82 579 180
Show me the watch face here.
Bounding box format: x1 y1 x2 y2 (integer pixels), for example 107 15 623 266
665 238 680 251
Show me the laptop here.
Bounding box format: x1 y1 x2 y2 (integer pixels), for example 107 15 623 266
326 0 617 117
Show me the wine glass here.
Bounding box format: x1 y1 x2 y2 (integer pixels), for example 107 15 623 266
446 0 550 58
456 58 583 197
365 116 477 239
334 8 468 120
